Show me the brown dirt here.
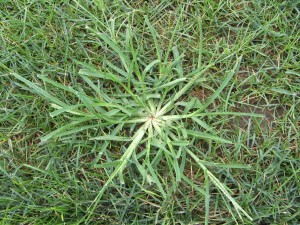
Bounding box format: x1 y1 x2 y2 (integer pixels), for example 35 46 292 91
230 102 285 130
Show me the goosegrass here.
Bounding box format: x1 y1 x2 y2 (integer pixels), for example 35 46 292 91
1 1 300 224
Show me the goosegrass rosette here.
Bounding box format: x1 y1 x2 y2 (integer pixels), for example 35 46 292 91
11 26 262 222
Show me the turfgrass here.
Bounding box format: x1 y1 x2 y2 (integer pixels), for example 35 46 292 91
1 1 299 224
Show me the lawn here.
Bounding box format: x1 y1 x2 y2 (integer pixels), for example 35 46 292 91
1 1 299 224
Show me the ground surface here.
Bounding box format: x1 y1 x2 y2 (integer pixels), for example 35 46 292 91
1 1 300 224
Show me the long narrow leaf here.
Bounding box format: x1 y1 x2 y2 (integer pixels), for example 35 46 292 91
186 148 253 221
142 59 160 81
156 63 213 116
90 136 132 141
12 73 66 107
186 129 233 144
86 27 130 73
86 120 150 221
192 56 242 114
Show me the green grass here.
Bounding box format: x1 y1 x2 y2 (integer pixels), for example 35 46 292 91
1 1 300 224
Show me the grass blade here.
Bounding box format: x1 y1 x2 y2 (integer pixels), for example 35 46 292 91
186 148 253 221
156 63 213 116
192 56 243 114
85 120 150 221
90 135 132 141
11 73 67 107
186 129 233 144
86 27 130 73
145 16 163 74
